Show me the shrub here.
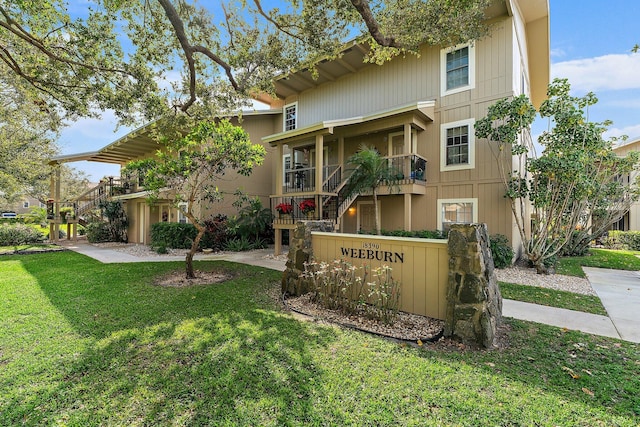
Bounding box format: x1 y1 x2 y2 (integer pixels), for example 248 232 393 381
489 234 514 269
559 230 591 257
99 201 128 242
602 230 640 251
85 222 112 243
224 236 255 252
235 197 273 244
199 214 230 251
150 222 197 249
361 229 446 239
0 223 45 246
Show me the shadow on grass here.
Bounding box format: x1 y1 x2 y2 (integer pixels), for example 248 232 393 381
418 319 640 421
5 251 342 425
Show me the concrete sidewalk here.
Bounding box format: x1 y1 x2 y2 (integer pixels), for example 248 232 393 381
583 267 640 343
60 240 287 271
59 241 638 343
502 299 623 340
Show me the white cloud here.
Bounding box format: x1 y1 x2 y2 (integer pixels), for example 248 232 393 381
549 48 566 59
552 53 640 92
604 124 640 141
58 110 132 154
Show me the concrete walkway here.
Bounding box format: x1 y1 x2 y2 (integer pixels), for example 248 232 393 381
583 267 640 343
59 241 638 343
60 240 287 271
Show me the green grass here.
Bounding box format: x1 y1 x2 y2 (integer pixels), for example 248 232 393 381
1 252 638 426
557 248 640 277
499 281 608 315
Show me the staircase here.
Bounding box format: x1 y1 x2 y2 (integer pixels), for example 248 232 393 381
74 177 136 223
320 165 359 229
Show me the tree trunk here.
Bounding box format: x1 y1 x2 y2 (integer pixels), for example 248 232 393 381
185 224 206 279
373 189 381 235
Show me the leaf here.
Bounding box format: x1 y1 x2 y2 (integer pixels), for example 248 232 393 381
582 387 594 396
561 366 580 379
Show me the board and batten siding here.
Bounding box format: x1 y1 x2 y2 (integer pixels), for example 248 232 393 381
311 232 449 319
292 19 512 129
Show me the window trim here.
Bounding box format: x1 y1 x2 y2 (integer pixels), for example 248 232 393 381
283 102 298 131
440 43 476 96
437 198 478 231
440 118 475 171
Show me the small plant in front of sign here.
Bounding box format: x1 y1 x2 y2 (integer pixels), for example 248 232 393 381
366 265 401 323
303 259 400 324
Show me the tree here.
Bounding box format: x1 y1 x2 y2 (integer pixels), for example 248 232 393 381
30 164 91 205
125 119 266 278
475 78 640 274
343 144 398 235
1 0 491 200
0 0 491 123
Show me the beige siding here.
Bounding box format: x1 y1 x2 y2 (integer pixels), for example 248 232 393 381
201 114 279 217
296 20 511 128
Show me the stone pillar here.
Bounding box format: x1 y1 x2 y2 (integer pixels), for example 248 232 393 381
281 220 335 296
444 224 502 348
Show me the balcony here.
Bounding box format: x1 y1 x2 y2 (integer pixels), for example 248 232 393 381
272 154 427 227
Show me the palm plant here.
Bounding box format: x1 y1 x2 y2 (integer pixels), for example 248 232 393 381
343 144 398 235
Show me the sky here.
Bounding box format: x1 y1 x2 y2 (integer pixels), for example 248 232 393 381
56 0 640 181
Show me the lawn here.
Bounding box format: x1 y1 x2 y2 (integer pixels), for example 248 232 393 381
499 281 608 315
557 248 640 277
1 252 638 426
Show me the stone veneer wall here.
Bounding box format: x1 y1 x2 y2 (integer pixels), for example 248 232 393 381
281 220 335 296
444 223 502 348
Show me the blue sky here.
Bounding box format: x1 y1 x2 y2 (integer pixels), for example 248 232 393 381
57 0 640 180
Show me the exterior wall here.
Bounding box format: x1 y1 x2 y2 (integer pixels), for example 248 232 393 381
8 196 44 214
613 140 640 231
291 20 512 128
311 232 449 319
117 112 281 244
200 113 280 218
279 18 518 244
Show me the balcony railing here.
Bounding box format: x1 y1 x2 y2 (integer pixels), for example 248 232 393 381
386 154 427 183
283 164 342 193
271 195 334 225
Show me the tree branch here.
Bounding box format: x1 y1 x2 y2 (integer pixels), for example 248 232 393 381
349 0 399 48
157 0 239 112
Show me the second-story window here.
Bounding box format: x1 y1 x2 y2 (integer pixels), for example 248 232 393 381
440 118 475 171
284 102 297 131
446 125 469 165
440 43 475 96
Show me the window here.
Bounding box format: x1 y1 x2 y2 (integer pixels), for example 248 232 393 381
437 198 477 232
23 201 29 208
440 43 475 96
440 118 475 171
178 203 188 224
283 154 291 185
283 102 297 131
